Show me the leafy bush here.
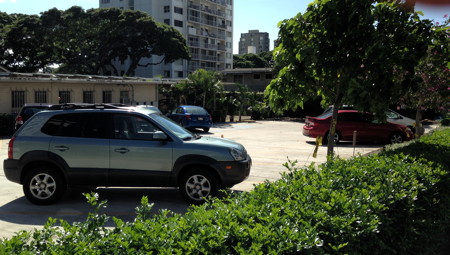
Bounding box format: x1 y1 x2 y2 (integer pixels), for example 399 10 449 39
441 118 450 126
0 114 14 136
382 128 450 170
1 129 449 254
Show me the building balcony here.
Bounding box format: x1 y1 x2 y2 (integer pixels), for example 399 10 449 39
188 4 226 18
206 0 227 7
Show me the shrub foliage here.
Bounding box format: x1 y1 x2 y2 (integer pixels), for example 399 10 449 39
1 128 449 254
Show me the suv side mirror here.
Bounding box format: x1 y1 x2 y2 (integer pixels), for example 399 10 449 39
153 131 167 141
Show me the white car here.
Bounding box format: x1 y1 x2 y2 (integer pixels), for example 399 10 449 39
386 110 424 135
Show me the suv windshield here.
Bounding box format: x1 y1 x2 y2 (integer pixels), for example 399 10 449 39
150 113 195 140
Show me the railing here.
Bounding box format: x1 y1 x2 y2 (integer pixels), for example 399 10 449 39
188 4 226 18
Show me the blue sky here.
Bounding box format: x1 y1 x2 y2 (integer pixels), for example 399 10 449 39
1 0 449 53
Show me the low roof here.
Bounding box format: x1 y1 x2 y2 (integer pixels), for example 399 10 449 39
0 71 180 85
222 68 273 74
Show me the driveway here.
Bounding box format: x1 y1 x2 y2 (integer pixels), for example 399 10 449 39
0 120 410 239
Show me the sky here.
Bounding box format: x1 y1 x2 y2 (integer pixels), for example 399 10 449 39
1 0 449 54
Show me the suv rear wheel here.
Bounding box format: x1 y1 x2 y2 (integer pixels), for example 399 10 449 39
180 169 218 204
23 167 66 205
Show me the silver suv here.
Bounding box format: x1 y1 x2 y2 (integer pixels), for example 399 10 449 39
4 104 251 205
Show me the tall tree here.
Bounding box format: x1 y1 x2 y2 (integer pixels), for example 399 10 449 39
233 53 271 68
186 69 222 109
1 14 53 72
0 7 190 76
266 0 433 157
399 15 449 135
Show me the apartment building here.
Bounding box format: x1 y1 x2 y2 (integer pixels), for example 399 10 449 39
238 30 270 55
99 0 234 79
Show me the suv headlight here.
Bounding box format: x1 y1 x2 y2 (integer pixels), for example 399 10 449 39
230 148 246 161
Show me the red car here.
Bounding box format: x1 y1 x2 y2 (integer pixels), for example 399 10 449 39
302 110 413 144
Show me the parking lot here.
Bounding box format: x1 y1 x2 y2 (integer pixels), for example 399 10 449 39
0 120 393 239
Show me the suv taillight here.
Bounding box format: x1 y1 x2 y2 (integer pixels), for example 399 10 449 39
15 115 23 125
8 136 15 159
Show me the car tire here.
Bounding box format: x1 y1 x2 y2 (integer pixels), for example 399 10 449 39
389 132 404 144
324 131 341 144
23 166 66 205
179 168 219 204
203 128 210 132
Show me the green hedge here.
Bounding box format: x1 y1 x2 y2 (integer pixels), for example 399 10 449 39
1 128 449 254
0 114 14 136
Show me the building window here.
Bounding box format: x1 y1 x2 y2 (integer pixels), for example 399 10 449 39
164 19 170 25
174 20 183 27
265 74 273 79
164 70 171 78
59 91 71 104
101 0 110 3
83 91 95 103
176 71 184 78
174 6 183 14
253 74 261 79
164 5 170 12
120 91 130 104
102 91 112 103
35 91 47 103
11 91 26 108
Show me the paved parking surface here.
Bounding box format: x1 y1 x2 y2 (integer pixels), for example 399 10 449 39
0 120 418 239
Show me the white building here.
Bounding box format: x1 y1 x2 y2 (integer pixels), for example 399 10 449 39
99 0 234 79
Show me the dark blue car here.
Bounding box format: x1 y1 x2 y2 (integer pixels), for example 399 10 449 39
168 105 212 132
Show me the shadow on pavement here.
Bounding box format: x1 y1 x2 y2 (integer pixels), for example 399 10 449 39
0 187 190 227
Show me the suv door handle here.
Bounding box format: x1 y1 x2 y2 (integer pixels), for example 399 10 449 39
54 145 69 151
114 148 130 154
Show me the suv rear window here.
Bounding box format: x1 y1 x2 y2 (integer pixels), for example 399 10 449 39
41 113 109 139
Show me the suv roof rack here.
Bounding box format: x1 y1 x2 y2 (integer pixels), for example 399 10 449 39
48 103 131 110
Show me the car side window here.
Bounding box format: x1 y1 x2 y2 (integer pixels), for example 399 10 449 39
339 112 361 122
41 113 109 139
113 114 163 140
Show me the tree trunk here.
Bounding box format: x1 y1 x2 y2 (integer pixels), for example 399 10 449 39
239 105 243 122
327 85 343 159
415 98 424 138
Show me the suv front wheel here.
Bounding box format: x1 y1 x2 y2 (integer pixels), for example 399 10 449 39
23 167 66 205
180 169 218 204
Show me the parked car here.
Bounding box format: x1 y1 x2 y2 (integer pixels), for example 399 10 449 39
303 110 413 144
14 103 53 130
385 109 421 131
168 105 212 132
323 106 421 134
3 104 251 205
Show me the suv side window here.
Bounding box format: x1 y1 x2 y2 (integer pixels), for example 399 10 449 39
41 113 110 139
113 114 163 140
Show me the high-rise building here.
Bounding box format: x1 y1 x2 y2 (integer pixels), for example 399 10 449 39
238 30 270 55
99 0 234 79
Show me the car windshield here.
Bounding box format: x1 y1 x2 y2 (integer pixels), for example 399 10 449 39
150 113 195 140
